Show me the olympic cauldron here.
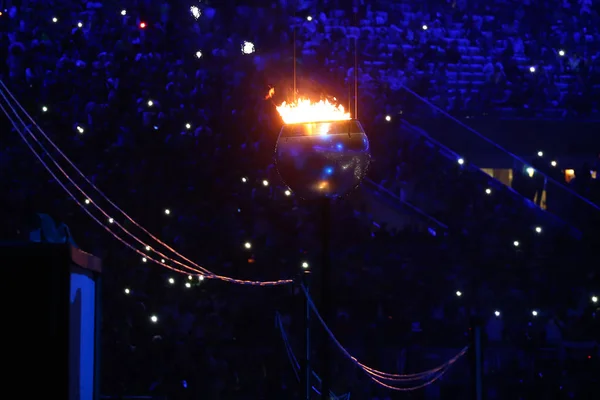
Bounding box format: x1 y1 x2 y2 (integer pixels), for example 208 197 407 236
275 119 371 200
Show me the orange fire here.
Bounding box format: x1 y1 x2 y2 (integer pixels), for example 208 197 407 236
276 98 351 124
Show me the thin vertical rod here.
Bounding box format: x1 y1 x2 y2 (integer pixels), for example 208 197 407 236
293 25 297 103
303 271 311 400
354 37 358 119
354 6 358 119
470 317 484 400
320 197 332 399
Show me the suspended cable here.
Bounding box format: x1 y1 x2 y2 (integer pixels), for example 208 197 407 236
0 83 293 286
300 285 468 389
0 101 195 276
0 81 290 283
276 313 350 399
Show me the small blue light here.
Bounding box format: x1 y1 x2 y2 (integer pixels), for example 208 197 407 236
324 167 333 175
336 143 343 150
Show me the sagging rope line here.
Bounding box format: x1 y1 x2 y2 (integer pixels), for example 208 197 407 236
0 82 292 286
300 284 468 390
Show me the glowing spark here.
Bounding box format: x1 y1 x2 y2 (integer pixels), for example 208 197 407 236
265 86 275 100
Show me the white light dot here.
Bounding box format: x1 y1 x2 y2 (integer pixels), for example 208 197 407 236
121 9 127 16
307 16 313 21
529 66 536 73
77 22 83 28
108 218 114 224
485 188 492 195
422 24 428 30
185 123 191 130
457 158 465 165
150 315 158 323
456 290 462 297
52 17 58 23
537 151 543 157
559 50 565 57
532 310 538 316
241 177 247 183
494 310 500 317
592 296 598 303
244 242 252 249
262 180 269 186
241 41 255 55
188 275 193 280
42 106 48 112
199 275 205 281
168 278 175 284
84 199 91 204
526 167 535 176
142 257 147 263
385 115 391 122
195 51 202 59
190 5 201 19
302 261 309 269
535 226 542 234
76 126 84 133
284 190 291 196
145 245 151 251
161 259 166 263
185 282 191 288
147 100 154 107
164 208 171 215
551 160 557 167
513 241 520 247
124 288 130 294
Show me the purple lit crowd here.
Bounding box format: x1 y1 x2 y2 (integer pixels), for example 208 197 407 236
0 0 599 399
297 0 600 118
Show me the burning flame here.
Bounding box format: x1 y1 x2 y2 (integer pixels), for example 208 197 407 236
276 98 351 124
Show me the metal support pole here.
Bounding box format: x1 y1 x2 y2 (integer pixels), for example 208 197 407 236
293 27 297 103
354 36 358 119
320 197 332 399
470 316 484 400
303 270 311 400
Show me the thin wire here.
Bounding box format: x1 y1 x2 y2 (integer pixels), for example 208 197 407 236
0 87 208 276
277 313 349 399
354 7 358 119
0 81 209 274
278 315 301 381
0 101 194 277
0 85 293 286
0 87 211 275
301 284 468 385
293 12 297 102
302 284 463 380
293 27 296 103
370 367 452 392
400 83 600 211
0 80 274 283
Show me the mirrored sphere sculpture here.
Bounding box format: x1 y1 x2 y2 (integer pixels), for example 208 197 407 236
275 120 371 200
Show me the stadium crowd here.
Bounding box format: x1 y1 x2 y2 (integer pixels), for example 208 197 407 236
297 0 600 118
0 0 599 399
